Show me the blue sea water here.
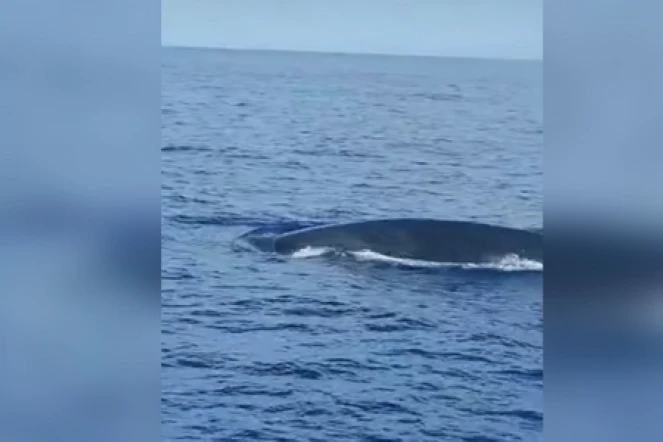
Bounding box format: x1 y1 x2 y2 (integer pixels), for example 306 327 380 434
162 47 543 441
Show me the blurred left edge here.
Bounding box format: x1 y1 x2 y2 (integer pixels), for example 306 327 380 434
0 1 160 442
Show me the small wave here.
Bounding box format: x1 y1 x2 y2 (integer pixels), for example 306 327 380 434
243 221 324 237
289 247 542 272
350 250 443 267
161 144 212 153
169 214 265 227
242 361 324 380
353 250 543 271
457 254 543 272
291 246 334 258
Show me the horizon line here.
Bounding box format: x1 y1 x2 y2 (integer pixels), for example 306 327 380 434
161 44 543 63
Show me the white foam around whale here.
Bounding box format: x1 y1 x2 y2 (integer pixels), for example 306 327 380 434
290 247 543 272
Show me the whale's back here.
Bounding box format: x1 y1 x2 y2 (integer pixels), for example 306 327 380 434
272 218 542 263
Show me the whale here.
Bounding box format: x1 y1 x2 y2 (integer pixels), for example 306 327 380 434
239 218 543 264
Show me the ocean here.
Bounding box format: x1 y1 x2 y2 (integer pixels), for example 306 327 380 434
162 47 543 441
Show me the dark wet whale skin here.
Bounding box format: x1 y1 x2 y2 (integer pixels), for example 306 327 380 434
269 218 543 263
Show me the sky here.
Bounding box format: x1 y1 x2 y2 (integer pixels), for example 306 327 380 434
162 0 542 60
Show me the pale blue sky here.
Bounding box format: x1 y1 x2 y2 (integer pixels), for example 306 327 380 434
162 0 542 60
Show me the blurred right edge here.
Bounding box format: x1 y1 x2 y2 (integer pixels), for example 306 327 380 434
546 0 663 441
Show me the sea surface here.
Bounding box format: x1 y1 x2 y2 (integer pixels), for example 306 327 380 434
162 47 543 441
